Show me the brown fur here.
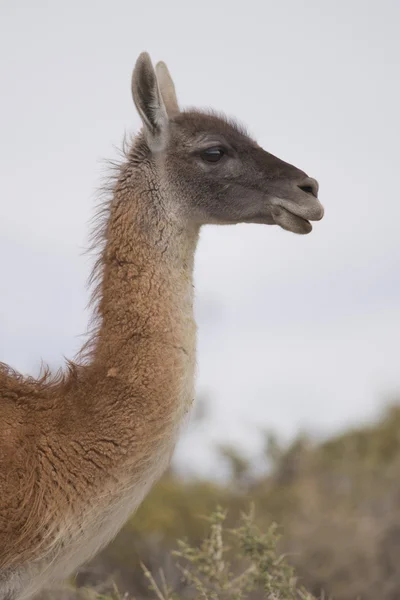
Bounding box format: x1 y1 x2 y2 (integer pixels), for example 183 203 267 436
0 52 323 600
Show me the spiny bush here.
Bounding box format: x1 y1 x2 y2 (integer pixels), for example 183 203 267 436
41 509 317 600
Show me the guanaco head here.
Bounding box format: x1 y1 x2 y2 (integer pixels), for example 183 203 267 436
131 53 324 234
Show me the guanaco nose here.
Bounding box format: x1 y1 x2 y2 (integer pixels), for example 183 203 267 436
297 177 319 198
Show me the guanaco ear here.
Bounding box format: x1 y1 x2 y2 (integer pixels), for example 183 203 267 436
155 61 180 118
131 52 168 150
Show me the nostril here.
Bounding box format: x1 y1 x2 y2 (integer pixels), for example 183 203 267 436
298 177 319 198
299 185 314 195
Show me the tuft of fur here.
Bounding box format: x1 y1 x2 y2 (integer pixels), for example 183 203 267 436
177 108 253 139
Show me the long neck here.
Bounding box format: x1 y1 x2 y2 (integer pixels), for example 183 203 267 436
89 159 199 370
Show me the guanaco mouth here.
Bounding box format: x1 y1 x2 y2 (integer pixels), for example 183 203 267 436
271 206 313 235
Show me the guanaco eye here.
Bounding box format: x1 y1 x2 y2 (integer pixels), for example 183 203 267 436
200 147 225 163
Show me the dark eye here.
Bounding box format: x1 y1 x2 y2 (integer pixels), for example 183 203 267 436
200 147 225 163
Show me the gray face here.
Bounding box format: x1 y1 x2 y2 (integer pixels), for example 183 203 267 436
131 53 324 235
164 112 323 234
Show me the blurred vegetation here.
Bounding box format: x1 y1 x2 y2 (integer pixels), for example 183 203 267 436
40 403 400 600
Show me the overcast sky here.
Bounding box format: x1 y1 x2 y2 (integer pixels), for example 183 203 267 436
1 0 399 476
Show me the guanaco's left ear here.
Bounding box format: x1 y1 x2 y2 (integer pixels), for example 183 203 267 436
131 52 169 150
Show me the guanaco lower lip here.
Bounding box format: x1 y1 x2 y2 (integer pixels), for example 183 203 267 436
271 196 325 223
271 206 313 235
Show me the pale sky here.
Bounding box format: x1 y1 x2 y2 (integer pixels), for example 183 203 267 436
1 0 399 476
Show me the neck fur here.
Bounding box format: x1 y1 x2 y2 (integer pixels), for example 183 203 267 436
86 149 199 370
